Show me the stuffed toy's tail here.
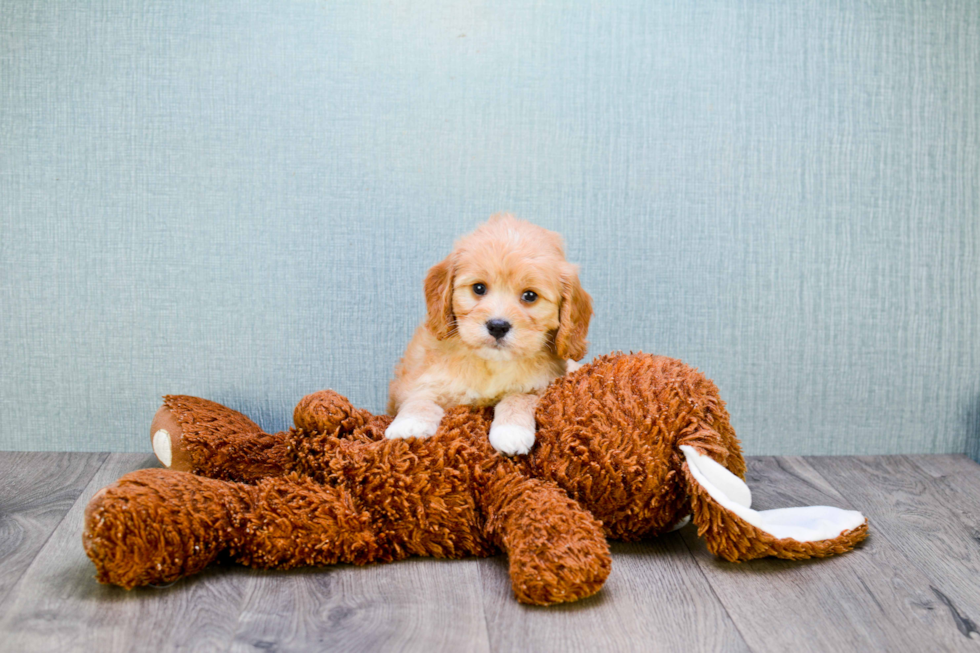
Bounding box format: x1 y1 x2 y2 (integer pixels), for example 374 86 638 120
679 445 868 562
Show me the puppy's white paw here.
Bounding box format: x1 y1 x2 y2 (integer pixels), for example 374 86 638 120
385 414 438 440
489 423 536 456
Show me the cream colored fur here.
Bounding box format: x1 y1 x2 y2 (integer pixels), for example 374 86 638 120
386 214 592 455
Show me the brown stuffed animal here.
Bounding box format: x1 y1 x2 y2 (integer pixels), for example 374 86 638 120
82 353 868 605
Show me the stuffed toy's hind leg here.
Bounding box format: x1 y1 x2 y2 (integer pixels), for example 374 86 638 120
84 469 254 588
83 468 391 588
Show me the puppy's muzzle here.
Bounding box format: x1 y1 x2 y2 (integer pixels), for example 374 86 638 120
486 319 512 341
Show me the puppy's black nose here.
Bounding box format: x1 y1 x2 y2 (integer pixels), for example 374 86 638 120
486 319 511 340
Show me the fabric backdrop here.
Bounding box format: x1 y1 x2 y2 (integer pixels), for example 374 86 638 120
2 1 978 456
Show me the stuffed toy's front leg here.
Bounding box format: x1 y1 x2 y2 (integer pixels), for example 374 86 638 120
150 390 387 482
479 465 611 605
293 389 389 441
83 468 388 589
150 395 292 482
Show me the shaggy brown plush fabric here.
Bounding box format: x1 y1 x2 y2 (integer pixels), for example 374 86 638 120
84 353 866 605
682 463 870 562
528 354 745 541
152 395 291 482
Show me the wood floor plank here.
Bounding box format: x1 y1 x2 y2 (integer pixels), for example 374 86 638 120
611 535 751 653
480 554 645 653
683 456 980 653
906 454 980 532
5 453 978 651
0 453 251 653
0 452 107 608
480 532 748 653
230 557 491 652
810 454 980 645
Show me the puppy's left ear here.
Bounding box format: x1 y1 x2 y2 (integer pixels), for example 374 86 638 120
424 255 456 339
555 264 592 361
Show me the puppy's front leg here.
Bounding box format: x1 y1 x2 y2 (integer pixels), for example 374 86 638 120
385 396 444 440
489 393 539 456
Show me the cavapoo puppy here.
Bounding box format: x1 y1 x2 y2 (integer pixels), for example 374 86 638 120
385 213 592 455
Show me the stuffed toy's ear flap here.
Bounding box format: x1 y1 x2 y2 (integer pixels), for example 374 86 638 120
679 445 868 562
555 264 593 361
425 255 456 339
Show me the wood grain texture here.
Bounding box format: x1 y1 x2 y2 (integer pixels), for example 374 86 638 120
684 456 980 652
4 454 980 651
480 554 642 653
480 533 748 653
906 454 980 530
230 558 491 652
611 536 750 653
0 452 106 607
0 453 251 653
810 454 980 646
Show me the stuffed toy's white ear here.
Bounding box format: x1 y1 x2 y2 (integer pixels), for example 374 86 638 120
680 445 868 562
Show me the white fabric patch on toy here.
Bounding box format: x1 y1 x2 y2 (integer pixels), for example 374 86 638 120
153 429 172 467
680 445 866 542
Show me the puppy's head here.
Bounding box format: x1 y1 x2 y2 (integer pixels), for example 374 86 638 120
425 214 592 362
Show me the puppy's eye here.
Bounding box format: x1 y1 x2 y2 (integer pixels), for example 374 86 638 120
521 290 538 303
473 283 487 296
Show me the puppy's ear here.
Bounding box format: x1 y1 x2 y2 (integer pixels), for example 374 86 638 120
424 255 456 339
555 265 592 361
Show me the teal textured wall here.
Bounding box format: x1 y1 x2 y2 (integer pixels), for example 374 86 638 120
2 1 978 454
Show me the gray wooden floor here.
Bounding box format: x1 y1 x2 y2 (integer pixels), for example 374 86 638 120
2 453 980 652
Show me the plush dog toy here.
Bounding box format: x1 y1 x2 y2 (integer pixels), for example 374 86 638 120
82 353 867 605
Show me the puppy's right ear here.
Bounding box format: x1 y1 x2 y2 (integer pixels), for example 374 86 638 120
555 264 593 361
424 256 456 339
